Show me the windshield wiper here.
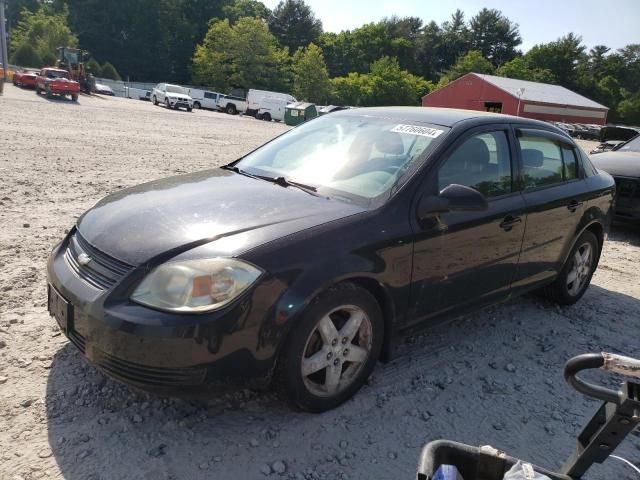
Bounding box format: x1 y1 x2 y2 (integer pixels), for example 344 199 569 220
221 165 323 197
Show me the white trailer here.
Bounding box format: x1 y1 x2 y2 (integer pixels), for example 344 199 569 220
246 89 296 116
188 88 223 110
255 97 290 122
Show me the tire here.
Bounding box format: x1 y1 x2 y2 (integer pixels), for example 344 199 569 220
255 113 263 120
45 85 53 98
262 113 271 122
543 230 599 305
165 98 170 108
275 282 383 412
36 86 41 95
187 107 192 112
193 101 201 109
71 94 78 102
152 95 158 106
225 104 237 115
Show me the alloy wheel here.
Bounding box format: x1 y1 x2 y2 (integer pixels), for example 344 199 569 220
301 305 372 397
566 242 593 296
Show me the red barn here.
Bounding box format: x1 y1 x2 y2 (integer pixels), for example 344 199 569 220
422 73 608 125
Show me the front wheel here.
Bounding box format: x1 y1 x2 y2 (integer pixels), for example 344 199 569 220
275 283 383 412
225 104 237 115
71 94 78 102
543 230 599 305
262 113 271 122
152 95 158 105
187 107 192 112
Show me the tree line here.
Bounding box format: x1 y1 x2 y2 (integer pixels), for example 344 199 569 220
5 0 640 123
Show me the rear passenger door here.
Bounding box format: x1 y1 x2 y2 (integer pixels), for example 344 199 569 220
511 128 589 290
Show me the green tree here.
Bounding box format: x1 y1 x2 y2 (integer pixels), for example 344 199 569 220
330 56 431 106
5 0 40 30
468 8 521 67
222 0 270 23
85 58 102 76
192 17 290 92
100 61 121 80
11 43 42 67
292 43 331 103
9 6 78 68
445 50 494 81
268 0 322 53
617 90 640 124
525 33 585 87
497 56 554 83
439 10 470 73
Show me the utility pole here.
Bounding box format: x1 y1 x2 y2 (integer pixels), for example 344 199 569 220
516 87 525 117
0 0 8 82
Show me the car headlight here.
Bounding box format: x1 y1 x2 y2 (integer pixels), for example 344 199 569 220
131 258 262 313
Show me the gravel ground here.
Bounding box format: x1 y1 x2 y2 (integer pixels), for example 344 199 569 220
0 86 638 480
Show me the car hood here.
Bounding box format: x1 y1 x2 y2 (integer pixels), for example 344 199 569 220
77 169 365 265
590 151 640 178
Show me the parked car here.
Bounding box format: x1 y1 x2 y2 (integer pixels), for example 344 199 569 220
94 83 115 96
151 83 193 111
590 126 640 154
216 94 247 115
36 68 80 101
246 89 296 116
12 69 38 89
590 133 640 222
188 88 223 110
47 108 614 412
255 96 289 122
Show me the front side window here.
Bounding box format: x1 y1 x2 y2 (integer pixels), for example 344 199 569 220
438 131 512 198
518 134 579 189
235 115 449 203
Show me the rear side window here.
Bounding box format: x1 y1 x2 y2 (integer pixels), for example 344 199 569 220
518 134 579 189
438 131 512 198
562 146 578 180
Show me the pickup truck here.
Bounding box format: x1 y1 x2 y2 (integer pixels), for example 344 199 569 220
36 68 80 101
216 94 247 115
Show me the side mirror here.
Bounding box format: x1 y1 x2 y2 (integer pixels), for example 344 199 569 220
417 184 488 219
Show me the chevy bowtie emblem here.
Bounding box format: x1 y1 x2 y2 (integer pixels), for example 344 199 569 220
77 252 92 266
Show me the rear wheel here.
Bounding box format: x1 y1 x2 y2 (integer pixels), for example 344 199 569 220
262 113 271 122
71 94 78 102
225 104 237 115
275 283 383 412
193 101 201 109
543 230 599 305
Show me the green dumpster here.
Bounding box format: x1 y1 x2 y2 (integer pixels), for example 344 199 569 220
284 102 318 126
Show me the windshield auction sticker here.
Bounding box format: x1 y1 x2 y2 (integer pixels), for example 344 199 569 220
391 124 444 138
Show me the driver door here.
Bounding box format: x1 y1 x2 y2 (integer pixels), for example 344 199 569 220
408 126 527 325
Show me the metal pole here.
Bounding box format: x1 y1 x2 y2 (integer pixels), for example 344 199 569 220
0 0 8 81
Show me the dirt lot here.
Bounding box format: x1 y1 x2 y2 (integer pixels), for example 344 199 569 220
0 86 638 480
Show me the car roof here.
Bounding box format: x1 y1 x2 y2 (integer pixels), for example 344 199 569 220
335 106 560 129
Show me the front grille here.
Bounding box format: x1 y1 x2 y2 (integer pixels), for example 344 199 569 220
94 349 206 387
614 177 638 200
64 233 133 290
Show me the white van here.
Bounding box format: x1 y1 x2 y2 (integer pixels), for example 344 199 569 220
188 88 223 110
246 89 296 116
255 97 290 122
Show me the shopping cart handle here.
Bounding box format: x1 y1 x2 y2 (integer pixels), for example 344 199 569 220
563 353 630 404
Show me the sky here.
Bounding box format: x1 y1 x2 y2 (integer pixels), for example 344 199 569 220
261 0 640 52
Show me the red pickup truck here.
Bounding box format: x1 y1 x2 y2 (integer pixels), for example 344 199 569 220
36 68 80 101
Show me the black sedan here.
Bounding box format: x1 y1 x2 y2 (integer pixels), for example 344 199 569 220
591 133 640 222
47 107 615 412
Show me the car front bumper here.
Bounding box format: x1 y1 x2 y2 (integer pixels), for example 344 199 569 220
46 232 281 392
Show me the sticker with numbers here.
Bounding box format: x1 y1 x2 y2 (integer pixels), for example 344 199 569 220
391 124 444 138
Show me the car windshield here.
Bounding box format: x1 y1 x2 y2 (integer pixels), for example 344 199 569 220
166 85 187 94
46 70 69 79
234 114 448 204
617 134 640 153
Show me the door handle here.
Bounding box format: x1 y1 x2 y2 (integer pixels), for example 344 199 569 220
567 200 583 212
499 215 522 231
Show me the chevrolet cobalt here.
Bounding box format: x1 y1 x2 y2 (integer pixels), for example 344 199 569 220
47 108 615 411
